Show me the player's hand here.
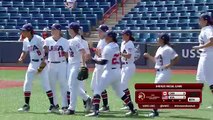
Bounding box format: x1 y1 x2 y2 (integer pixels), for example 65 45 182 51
143 53 150 58
192 46 201 50
17 58 24 64
163 64 171 69
94 48 101 57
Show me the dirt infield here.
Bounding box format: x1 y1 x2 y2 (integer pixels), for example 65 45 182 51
0 80 23 89
0 66 196 74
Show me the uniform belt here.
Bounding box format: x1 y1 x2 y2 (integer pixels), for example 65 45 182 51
112 68 116 69
122 62 128 65
31 59 43 62
156 68 164 72
48 60 65 63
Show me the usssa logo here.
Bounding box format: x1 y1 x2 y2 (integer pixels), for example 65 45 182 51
138 92 146 102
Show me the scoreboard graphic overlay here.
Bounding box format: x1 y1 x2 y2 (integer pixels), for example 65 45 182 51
135 83 203 109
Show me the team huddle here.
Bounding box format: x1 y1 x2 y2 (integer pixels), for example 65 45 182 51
17 22 138 117
16 13 213 117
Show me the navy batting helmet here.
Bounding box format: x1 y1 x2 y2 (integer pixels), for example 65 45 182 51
67 22 80 33
20 23 33 31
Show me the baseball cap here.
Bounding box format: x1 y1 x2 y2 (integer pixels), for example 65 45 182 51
51 23 62 30
96 24 109 32
200 13 211 21
67 22 80 30
121 29 132 36
159 33 170 42
20 23 33 31
106 30 117 40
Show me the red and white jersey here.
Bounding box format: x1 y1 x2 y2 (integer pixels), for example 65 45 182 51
120 40 135 64
44 37 69 62
102 42 120 69
94 39 107 59
199 25 213 53
155 45 178 69
68 35 84 64
22 35 44 60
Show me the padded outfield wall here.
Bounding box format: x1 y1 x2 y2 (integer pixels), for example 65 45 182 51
0 41 200 67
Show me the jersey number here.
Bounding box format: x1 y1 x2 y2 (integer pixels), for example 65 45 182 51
159 55 163 66
36 50 41 56
58 51 64 57
69 48 74 57
112 54 120 65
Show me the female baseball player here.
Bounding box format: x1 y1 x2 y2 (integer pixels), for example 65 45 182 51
120 29 136 110
144 33 179 117
192 13 213 108
44 23 69 112
86 30 138 117
17 23 56 112
64 22 92 115
90 24 110 112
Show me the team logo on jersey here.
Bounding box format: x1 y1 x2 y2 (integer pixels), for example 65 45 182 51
28 45 39 51
49 45 64 51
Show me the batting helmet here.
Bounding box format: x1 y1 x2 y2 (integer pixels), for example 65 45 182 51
67 22 80 33
20 23 33 31
200 13 213 25
51 23 62 30
159 33 170 44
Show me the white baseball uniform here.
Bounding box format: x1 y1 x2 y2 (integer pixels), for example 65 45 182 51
22 35 51 92
91 39 107 90
154 45 178 83
67 35 90 111
44 36 69 107
78 38 90 94
196 25 213 86
120 40 136 90
94 42 124 98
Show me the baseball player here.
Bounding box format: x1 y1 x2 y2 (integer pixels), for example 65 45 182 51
64 22 92 115
86 31 138 117
120 29 136 110
43 23 69 112
17 23 56 112
90 24 110 112
78 27 92 109
192 13 213 108
144 33 179 117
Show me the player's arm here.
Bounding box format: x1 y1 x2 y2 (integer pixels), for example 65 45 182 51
143 53 155 63
80 48 86 66
18 41 28 63
164 55 179 69
18 51 27 63
92 47 108 65
193 38 213 49
164 50 179 69
85 43 91 61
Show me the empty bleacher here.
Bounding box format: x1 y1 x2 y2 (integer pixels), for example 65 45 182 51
113 0 213 43
0 0 115 40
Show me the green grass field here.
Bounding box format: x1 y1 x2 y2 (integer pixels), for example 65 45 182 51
0 70 213 120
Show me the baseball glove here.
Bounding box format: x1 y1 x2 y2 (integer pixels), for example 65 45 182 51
37 61 47 73
77 67 89 81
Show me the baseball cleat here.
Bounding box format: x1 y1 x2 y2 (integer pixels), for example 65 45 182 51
59 106 68 113
63 109 75 115
147 111 159 117
85 97 92 112
18 104 30 112
47 104 59 113
85 111 99 117
120 105 129 110
207 105 213 109
99 106 110 112
125 109 138 116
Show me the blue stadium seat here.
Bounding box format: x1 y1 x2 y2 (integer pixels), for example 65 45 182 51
7 7 19 13
24 2 34 7
13 1 24 7
0 7 7 13
29 8 40 13
34 2 45 8
0 13 10 19
164 1 175 7
5 26 16 29
2 1 13 7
